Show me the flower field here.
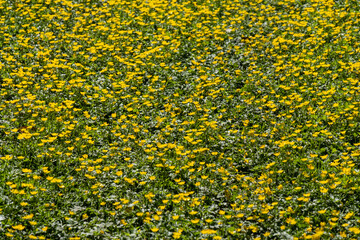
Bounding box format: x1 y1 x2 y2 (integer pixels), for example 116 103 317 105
1 0 360 239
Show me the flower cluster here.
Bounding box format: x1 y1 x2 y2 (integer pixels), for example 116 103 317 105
0 0 360 239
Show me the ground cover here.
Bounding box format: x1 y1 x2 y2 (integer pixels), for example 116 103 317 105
0 0 360 239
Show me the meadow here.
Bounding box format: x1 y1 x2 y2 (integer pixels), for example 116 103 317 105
0 0 360 239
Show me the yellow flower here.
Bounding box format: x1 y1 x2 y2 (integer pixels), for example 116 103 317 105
12 224 25 230
320 187 328 193
151 227 159 232
312 231 324 240
258 195 266 200
349 227 360 234
173 231 182 239
286 217 297 225
191 219 200 224
189 211 198 215
201 229 217 234
344 212 354 219
22 213 34 219
340 232 347 238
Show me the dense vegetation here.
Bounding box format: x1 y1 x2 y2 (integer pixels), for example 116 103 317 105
1 0 360 239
